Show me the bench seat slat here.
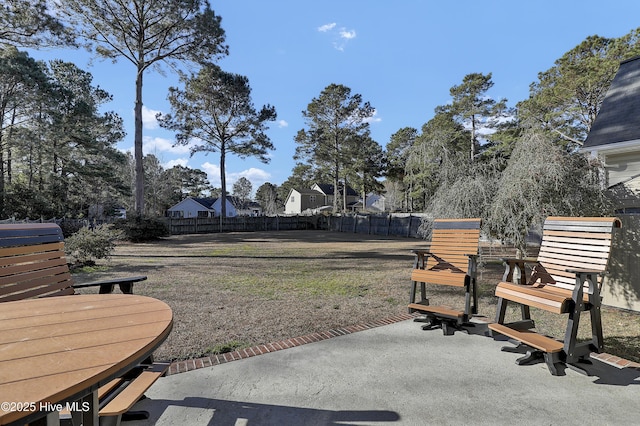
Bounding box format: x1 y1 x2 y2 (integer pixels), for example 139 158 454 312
488 323 564 353
408 303 464 321
99 363 170 416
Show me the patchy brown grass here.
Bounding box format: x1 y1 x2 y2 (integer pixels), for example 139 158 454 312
72 231 640 363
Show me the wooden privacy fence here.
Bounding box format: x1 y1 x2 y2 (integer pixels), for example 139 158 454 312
326 213 428 238
166 215 324 234
166 213 429 237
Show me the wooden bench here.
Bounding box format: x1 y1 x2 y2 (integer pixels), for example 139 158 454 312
0 223 147 301
488 216 621 375
0 223 167 424
408 218 482 335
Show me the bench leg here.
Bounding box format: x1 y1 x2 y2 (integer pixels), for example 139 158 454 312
494 297 508 324
502 345 565 376
543 352 565 376
409 280 428 313
471 277 478 315
441 321 456 336
99 414 122 426
516 350 543 366
118 283 134 294
589 303 604 353
120 409 150 422
99 284 114 294
463 276 472 319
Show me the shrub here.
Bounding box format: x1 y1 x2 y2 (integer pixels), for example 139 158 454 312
114 215 170 242
65 224 122 266
58 220 85 238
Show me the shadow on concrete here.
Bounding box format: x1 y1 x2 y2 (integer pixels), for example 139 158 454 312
137 396 400 425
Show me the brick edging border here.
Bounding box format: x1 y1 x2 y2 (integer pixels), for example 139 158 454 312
167 312 416 375
166 313 640 375
591 352 640 369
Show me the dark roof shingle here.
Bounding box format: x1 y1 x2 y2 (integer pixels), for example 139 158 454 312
584 56 640 148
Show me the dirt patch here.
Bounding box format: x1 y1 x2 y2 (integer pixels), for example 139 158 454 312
72 230 640 363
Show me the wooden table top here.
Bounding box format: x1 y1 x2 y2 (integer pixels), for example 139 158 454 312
0 294 173 425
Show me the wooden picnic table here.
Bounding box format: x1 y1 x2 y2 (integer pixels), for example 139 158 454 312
0 294 173 425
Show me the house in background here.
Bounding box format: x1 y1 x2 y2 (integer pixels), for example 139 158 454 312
166 197 215 218
582 55 640 312
284 188 324 214
228 197 263 216
167 196 238 218
284 184 360 214
312 183 359 208
210 197 238 217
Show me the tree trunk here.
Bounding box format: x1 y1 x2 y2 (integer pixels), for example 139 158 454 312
134 64 145 216
6 108 16 185
470 113 476 161
0 104 5 215
343 176 348 213
220 146 227 218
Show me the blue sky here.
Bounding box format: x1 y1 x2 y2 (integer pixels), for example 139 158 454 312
27 1 640 193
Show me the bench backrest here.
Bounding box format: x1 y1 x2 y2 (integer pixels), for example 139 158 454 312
0 223 75 302
425 218 482 273
533 216 621 290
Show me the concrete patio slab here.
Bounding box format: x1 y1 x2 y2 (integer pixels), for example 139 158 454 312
128 319 640 425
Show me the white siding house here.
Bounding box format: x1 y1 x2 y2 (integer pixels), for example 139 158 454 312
167 196 238 218
211 197 238 217
581 55 640 312
284 188 324 214
166 198 215 218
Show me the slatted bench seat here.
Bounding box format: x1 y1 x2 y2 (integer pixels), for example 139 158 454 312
60 362 170 426
408 218 482 335
0 223 166 423
488 216 621 375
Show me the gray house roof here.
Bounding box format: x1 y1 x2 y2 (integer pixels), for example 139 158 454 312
192 197 216 208
293 188 324 196
583 56 640 149
314 183 358 197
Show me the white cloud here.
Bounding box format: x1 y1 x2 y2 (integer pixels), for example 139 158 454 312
231 168 271 183
318 23 357 51
363 109 382 124
141 105 162 130
164 158 189 169
278 119 289 128
143 136 192 155
201 162 221 187
200 163 272 194
318 23 336 32
340 29 356 39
